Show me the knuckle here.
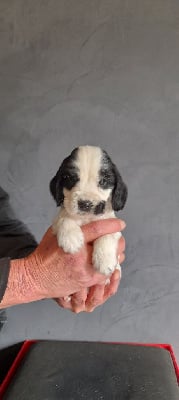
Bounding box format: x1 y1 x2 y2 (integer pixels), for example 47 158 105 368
66 253 85 268
72 303 85 313
78 268 88 282
89 224 100 238
90 297 100 306
65 255 76 267
73 298 84 306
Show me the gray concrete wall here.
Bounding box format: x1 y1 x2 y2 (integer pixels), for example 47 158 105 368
0 1 179 360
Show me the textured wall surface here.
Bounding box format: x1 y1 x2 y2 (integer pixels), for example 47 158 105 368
0 1 179 360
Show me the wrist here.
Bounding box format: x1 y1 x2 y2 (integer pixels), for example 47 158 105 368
1 255 46 308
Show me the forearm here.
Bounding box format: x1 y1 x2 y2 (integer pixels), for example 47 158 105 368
0 257 45 309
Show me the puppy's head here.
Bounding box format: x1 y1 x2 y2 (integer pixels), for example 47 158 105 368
50 146 127 217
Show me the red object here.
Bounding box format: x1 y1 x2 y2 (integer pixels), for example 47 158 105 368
0 341 178 398
0 341 36 398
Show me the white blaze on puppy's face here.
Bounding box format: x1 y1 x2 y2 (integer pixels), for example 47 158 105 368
63 146 112 217
76 146 111 200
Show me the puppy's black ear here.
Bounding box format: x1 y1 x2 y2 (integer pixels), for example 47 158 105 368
112 164 128 211
50 171 64 207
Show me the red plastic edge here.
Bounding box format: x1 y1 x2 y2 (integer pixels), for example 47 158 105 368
0 340 36 398
0 341 178 398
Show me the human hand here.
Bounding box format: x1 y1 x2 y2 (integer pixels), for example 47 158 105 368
2 219 125 309
55 234 125 313
27 219 126 301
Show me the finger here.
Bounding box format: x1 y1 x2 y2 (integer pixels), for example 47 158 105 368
85 284 105 312
54 297 72 310
84 254 125 288
71 288 88 313
118 252 125 264
104 270 121 301
86 270 121 312
83 269 107 288
118 236 125 254
82 219 126 243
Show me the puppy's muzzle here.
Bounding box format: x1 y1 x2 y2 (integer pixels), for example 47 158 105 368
77 199 105 215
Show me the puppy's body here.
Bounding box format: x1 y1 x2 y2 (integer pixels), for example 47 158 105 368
50 146 127 275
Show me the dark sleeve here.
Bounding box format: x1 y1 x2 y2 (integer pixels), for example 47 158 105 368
0 258 10 302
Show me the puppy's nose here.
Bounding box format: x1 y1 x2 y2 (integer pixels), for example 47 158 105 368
78 200 93 212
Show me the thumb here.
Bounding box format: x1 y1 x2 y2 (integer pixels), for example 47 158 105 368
82 219 126 243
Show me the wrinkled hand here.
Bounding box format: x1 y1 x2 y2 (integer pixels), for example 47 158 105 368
30 219 126 305
55 234 125 313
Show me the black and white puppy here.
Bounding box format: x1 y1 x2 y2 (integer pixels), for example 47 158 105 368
50 145 127 276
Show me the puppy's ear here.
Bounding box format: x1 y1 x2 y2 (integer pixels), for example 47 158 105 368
112 164 128 211
50 170 64 207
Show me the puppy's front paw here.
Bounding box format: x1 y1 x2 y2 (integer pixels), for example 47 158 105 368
92 233 121 275
57 225 84 254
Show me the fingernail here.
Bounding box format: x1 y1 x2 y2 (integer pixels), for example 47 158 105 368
121 221 126 230
86 307 94 313
114 271 121 281
105 278 110 285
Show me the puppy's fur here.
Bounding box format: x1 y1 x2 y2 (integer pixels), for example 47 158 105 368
50 146 127 275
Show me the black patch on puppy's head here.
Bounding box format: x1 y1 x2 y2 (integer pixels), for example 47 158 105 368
100 150 128 211
50 148 79 206
112 163 128 211
99 151 116 190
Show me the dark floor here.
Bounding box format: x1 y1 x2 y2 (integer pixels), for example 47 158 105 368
0 1 179 361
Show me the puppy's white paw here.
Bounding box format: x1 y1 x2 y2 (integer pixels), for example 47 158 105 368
57 225 84 254
92 247 117 275
92 233 120 275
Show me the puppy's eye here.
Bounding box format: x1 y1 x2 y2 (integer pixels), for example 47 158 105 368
99 172 115 189
63 174 71 180
62 171 79 190
99 177 108 186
